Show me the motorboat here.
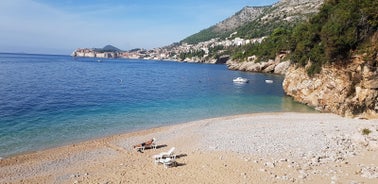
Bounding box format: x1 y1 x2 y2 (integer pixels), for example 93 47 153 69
233 77 249 83
265 79 273 83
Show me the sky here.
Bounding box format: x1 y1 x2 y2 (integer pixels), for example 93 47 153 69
0 0 277 55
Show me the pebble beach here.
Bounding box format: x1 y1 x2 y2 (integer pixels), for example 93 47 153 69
1 112 378 183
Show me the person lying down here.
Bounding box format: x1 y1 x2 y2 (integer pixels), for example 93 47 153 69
133 138 155 148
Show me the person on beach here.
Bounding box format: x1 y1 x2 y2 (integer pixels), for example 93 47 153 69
133 138 155 149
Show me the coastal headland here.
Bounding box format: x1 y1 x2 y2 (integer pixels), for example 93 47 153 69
1 112 378 183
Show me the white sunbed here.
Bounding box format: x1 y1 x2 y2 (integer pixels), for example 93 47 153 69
159 157 177 168
153 147 176 164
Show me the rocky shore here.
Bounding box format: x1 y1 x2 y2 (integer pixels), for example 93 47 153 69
283 54 378 119
227 43 378 119
226 58 290 75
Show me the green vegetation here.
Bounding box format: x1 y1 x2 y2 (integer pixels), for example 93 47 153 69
93 45 122 52
178 49 205 60
181 27 230 45
291 0 378 75
180 0 378 76
362 128 372 135
233 0 378 76
235 18 298 40
178 45 228 61
181 6 299 45
231 26 292 62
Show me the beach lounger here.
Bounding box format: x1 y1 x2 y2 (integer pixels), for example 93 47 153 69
153 147 176 164
134 138 157 151
159 157 177 168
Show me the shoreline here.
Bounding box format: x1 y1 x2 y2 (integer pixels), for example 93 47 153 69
1 111 317 159
0 112 271 159
1 112 378 183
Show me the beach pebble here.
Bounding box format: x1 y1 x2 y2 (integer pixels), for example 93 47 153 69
290 177 296 182
280 175 289 180
331 175 338 181
240 172 247 178
298 170 308 179
360 165 378 178
264 162 275 168
298 174 307 180
259 168 267 172
270 173 278 178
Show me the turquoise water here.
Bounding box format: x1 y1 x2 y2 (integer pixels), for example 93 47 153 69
0 53 314 157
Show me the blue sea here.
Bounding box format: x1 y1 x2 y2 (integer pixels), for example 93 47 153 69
0 53 314 157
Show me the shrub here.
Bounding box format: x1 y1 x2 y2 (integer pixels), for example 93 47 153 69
362 128 371 135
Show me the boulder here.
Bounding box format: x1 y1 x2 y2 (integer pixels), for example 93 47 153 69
246 63 262 72
274 61 290 75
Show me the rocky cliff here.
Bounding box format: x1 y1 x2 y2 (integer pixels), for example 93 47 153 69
213 6 267 33
181 6 267 44
227 54 291 75
262 0 323 22
283 48 378 119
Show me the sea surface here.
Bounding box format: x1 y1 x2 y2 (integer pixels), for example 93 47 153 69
0 53 315 157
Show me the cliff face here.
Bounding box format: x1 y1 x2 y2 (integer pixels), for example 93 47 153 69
213 6 267 33
283 54 378 118
261 0 322 22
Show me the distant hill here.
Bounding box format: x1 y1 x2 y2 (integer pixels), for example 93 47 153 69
94 45 122 52
181 0 323 44
181 6 267 44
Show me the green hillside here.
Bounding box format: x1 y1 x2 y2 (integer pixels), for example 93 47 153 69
180 6 269 44
180 26 229 44
233 0 378 75
291 0 378 75
180 2 317 45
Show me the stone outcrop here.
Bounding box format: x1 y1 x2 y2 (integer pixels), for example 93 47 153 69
226 53 291 75
283 55 378 118
227 60 290 74
274 61 291 75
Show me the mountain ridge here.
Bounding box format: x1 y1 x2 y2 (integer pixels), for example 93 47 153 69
181 6 268 44
213 6 269 33
181 0 323 44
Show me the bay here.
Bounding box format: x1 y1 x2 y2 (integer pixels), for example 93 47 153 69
0 53 314 157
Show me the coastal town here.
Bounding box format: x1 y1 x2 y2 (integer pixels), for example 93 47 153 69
71 35 266 63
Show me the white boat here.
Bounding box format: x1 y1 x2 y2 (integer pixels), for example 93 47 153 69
265 79 273 83
233 77 249 83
